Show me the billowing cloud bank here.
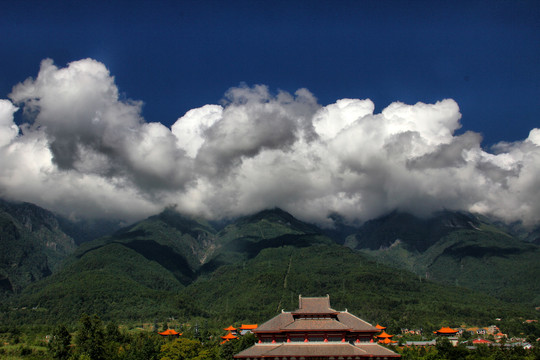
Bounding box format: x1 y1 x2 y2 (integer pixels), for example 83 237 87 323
1 59 539 226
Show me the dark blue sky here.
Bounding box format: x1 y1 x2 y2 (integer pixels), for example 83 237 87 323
2 0 539 146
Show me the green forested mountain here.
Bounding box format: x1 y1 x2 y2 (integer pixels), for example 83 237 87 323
200 208 332 273
185 244 533 329
0 200 76 297
0 199 123 298
73 207 218 284
4 207 331 323
1 203 538 329
346 211 540 306
345 211 480 251
10 242 199 323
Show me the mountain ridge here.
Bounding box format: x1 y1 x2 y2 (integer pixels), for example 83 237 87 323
1 200 538 327
345 210 540 306
0 199 77 297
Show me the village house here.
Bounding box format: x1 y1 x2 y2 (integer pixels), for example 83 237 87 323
459 325 501 337
400 328 422 336
234 295 400 359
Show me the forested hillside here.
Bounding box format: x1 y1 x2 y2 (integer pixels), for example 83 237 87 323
0 200 76 297
347 211 540 306
184 244 533 329
0 202 538 332
0 199 123 299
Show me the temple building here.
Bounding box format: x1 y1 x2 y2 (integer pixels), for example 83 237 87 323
376 331 397 345
222 331 239 344
240 324 259 335
234 295 400 359
433 326 458 346
222 325 239 344
433 327 458 336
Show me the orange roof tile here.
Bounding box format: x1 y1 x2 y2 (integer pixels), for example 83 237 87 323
224 325 237 331
379 337 397 344
377 331 394 338
434 327 458 334
240 324 258 330
158 329 181 336
221 332 238 340
376 324 387 330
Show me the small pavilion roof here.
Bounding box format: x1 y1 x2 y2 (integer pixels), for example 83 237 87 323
221 332 238 340
434 327 458 334
224 325 237 331
376 324 387 330
377 331 394 338
379 337 397 344
159 329 181 336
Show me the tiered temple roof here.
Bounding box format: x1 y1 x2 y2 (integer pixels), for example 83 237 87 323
235 295 400 359
222 325 239 344
222 332 239 341
377 331 393 339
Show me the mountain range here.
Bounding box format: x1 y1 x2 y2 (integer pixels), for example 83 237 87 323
345 211 540 305
0 199 538 328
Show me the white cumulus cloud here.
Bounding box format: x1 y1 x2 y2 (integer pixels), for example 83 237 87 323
1 58 539 227
0 100 19 146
